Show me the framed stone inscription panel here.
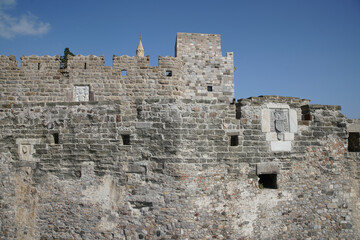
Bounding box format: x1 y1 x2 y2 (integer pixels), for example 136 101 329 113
74 85 90 102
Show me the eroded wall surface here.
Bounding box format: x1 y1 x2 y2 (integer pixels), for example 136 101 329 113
0 96 359 239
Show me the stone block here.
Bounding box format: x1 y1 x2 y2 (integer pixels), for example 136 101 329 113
348 123 360 132
267 103 289 109
256 162 280 175
266 132 278 141
16 138 41 161
126 164 146 174
270 141 291 151
284 132 294 141
135 122 152 129
289 109 298 133
261 109 271 132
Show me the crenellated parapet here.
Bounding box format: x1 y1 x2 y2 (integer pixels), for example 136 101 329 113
20 55 60 70
67 55 105 70
0 55 18 69
0 32 234 103
112 55 150 71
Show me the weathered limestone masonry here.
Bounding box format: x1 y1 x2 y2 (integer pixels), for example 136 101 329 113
0 33 359 240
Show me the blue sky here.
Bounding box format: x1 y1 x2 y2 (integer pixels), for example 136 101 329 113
0 0 359 118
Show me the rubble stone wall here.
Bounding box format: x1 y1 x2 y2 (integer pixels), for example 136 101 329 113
0 97 359 239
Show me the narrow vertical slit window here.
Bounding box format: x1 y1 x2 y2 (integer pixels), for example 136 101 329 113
84 62 87 69
38 63 41 70
53 133 59 144
89 90 94 101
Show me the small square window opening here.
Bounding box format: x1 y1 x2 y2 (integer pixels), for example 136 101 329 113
122 135 130 145
230 135 239 146
121 70 127 76
258 174 278 189
166 70 172 77
207 86 213 92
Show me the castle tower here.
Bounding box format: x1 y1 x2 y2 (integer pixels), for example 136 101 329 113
136 35 144 57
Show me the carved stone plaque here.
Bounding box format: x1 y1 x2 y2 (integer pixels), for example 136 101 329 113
262 105 297 152
270 109 289 141
20 144 31 160
270 109 289 132
16 138 41 161
74 86 89 102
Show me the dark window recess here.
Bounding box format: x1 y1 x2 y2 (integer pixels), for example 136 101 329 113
236 103 241 119
89 91 94 101
303 113 312 121
258 174 278 189
122 135 130 145
348 132 360 152
38 63 41 70
121 70 127 76
53 133 59 144
207 86 213 92
84 63 87 69
166 70 172 77
230 135 239 146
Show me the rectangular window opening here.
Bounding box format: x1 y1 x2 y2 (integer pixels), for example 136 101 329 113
53 133 59 144
121 70 127 76
122 134 130 145
207 86 213 92
38 63 41 70
259 174 278 189
348 132 360 152
84 62 87 69
230 135 239 146
236 104 241 119
166 70 172 77
89 90 94 101
302 113 312 121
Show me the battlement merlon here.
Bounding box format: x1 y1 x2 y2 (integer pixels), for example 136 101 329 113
20 55 60 70
67 55 105 70
175 32 223 57
0 55 18 69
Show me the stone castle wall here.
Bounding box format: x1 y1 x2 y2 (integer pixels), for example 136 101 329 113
0 33 234 104
0 33 359 239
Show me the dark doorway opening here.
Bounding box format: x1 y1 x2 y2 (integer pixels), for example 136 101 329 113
348 132 360 152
